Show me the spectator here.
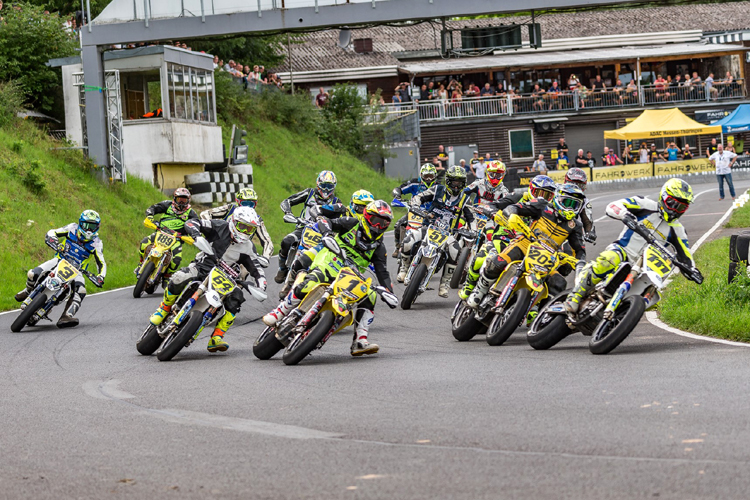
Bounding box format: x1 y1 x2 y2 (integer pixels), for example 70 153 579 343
418 84 430 103
557 151 569 169
602 146 623 166
485 152 493 162
612 79 625 105
315 87 329 108
654 74 669 101
639 142 649 163
435 145 449 179
727 141 737 154
705 73 717 100
586 151 597 169
625 80 638 104
671 74 682 100
556 137 569 158
531 153 547 173
212 55 219 70
398 82 411 104
223 60 232 72
459 159 470 176
532 84 545 111
469 150 481 175
682 144 693 160
622 143 635 164
574 149 588 168
392 89 402 109
648 144 660 163
475 156 487 179
547 81 562 110
709 144 737 200
217 59 225 71
706 138 719 158
567 74 580 91
480 83 495 97
465 82 480 99
427 81 436 100
663 142 680 161
591 74 606 93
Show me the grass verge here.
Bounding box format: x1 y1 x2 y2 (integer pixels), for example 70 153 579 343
659 203 750 342
0 122 194 312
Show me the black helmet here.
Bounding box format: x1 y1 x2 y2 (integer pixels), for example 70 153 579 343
564 168 588 191
445 165 467 196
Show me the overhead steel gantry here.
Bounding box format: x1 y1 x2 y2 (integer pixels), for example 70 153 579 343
80 0 644 170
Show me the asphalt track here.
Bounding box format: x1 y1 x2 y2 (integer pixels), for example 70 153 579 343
2 182 750 499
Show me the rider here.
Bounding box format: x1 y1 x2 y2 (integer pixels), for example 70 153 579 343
348 189 375 218
402 165 474 297
263 200 394 356
276 170 340 283
15 210 106 328
464 161 510 206
563 167 597 243
459 175 557 301
466 184 588 309
563 179 703 314
149 207 268 352
140 188 199 283
392 163 438 256
199 187 274 261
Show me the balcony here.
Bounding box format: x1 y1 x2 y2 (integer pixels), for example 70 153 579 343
386 79 747 123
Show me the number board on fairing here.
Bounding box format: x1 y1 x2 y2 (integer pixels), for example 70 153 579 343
56 260 78 282
156 232 176 247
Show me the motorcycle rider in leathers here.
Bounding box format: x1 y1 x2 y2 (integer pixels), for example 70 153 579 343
402 165 474 297
149 207 268 352
276 170 340 284
564 178 703 314
263 200 395 356
391 163 438 258
466 184 588 309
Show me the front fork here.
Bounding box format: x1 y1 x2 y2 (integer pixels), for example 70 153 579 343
603 268 639 320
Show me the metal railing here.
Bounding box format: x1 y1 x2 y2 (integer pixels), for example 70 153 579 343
385 80 747 122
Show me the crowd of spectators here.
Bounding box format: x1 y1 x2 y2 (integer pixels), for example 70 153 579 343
211 55 284 91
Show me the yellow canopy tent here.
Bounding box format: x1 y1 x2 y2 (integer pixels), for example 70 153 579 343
603 108 721 140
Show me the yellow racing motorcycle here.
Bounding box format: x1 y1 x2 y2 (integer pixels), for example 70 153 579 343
134 218 194 298
254 237 399 365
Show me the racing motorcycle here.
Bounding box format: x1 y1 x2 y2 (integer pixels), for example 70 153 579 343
400 208 472 310
11 236 102 332
527 218 703 354
253 236 399 365
451 213 578 345
137 259 267 360
279 212 324 299
134 218 194 298
450 205 494 290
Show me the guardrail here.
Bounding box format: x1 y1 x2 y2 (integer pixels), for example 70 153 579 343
386 80 747 122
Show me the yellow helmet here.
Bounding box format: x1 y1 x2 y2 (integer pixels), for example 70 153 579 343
659 178 693 221
349 189 375 216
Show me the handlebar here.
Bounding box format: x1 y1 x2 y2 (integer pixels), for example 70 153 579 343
45 237 102 287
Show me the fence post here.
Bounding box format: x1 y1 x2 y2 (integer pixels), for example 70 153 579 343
507 96 512 116
638 83 645 107
574 90 579 111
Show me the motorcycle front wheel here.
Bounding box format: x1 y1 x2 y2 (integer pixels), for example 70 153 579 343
401 263 428 310
589 295 645 355
133 262 156 298
486 288 531 346
137 323 164 355
451 300 485 341
450 247 471 289
527 293 573 350
253 326 285 360
156 311 202 361
282 310 335 366
10 294 46 333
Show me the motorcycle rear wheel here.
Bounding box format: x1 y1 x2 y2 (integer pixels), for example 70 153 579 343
401 263 428 310
450 247 471 289
589 295 645 355
133 262 156 298
282 310 335 366
486 288 531 346
253 325 284 360
10 294 46 333
451 300 485 341
156 311 202 361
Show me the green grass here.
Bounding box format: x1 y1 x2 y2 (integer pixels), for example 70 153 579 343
0 122 194 311
659 203 750 342
220 114 405 245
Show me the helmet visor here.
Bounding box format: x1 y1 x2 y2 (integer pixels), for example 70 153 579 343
557 195 583 212
353 203 367 215
318 182 336 192
487 170 505 180
174 196 190 210
567 179 587 190
662 194 689 214
531 187 555 201
235 221 257 235
421 173 436 183
239 199 257 208
447 179 465 191
366 213 391 230
80 221 99 232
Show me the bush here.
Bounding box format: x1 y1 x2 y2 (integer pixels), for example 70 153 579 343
0 81 26 128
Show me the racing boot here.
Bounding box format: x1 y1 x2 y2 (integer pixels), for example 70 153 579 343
563 266 595 314
274 265 288 284
466 274 492 309
391 245 400 259
438 264 456 298
351 309 379 356
262 291 301 326
57 292 82 329
14 273 36 302
397 255 410 283
149 289 178 326
207 311 234 352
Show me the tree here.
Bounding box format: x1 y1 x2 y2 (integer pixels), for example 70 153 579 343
18 0 109 18
189 35 285 70
0 3 77 111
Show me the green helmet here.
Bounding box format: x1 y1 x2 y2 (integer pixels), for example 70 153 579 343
235 188 258 208
445 165 467 196
420 163 437 188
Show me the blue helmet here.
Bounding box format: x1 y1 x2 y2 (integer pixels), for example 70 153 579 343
553 183 586 221
77 210 100 241
529 175 556 201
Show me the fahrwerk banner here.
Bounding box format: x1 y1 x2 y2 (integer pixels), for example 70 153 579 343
591 164 653 182
653 158 715 176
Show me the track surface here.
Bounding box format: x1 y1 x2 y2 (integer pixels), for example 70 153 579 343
2 183 750 499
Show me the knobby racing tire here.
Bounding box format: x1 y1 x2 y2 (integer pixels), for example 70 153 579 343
136 323 164 355
401 263 428 310
10 294 46 333
486 288 531 346
527 293 573 350
589 295 645 355
282 310 335 366
450 247 472 290
253 326 284 360
133 262 156 298
156 311 202 361
451 300 485 341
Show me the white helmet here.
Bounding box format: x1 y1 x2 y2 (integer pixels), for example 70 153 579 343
229 206 260 243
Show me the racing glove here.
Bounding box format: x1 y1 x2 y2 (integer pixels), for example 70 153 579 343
686 267 703 285
256 277 268 292
392 189 401 200
584 230 597 243
621 212 639 230
93 275 105 288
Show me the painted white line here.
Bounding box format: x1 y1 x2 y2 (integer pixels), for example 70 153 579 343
646 188 750 347
594 214 609 223
0 284 136 317
693 188 717 200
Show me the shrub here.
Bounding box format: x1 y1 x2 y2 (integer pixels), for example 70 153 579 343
0 81 26 128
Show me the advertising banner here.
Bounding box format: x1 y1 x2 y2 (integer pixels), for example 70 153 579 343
591 164 653 182
653 158 715 176
517 168 591 187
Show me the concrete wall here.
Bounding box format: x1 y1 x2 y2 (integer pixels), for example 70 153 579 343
62 63 83 146
122 121 223 182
